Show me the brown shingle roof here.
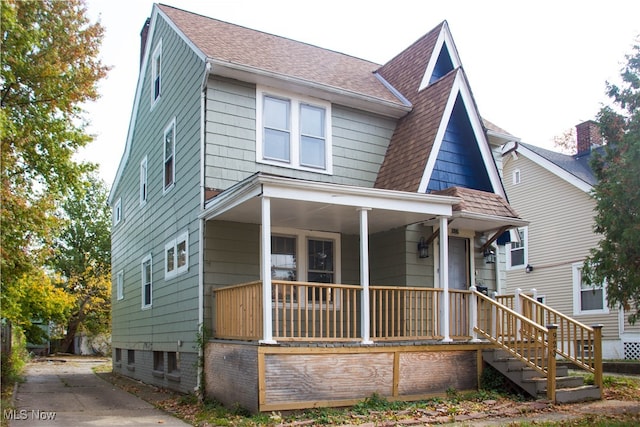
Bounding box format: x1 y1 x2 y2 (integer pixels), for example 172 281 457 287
433 187 521 218
375 69 457 191
158 4 403 106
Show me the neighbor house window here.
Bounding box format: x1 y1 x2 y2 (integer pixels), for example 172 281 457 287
141 254 152 308
140 156 148 205
572 262 608 315
151 41 162 103
163 120 175 192
257 87 332 173
165 231 188 279
270 228 340 305
506 227 527 269
113 198 122 225
127 349 135 365
513 169 521 185
116 270 124 301
115 348 122 363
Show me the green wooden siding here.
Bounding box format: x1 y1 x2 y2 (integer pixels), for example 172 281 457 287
110 14 205 389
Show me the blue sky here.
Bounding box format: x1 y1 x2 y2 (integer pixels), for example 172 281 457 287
81 0 640 186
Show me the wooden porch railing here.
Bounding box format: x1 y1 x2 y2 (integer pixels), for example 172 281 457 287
519 292 603 389
473 290 558 400
369 286 442 340
272 280 361 341
214 281 263 340
213 281 464 342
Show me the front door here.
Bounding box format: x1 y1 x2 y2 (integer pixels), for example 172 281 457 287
448 236 470 337
448 237 469 290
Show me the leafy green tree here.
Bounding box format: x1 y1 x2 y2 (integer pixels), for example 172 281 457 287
48 173 112 352
1 0 108 342
583 38 640 324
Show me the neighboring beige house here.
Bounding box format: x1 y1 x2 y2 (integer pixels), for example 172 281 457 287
502 121 640 360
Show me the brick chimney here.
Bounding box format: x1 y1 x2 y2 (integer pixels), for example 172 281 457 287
140 18 151 69
576 120 603 156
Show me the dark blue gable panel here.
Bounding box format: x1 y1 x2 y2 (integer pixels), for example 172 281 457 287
427 94 494 193
429 44 455 84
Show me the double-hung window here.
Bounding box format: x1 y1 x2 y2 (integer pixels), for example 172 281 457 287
163 120 175 192
506 227 527 269
572 262 608 315
140 156 148 205
151 41 162 104
141 254 152 309
257 87 332 173
165 231 189 279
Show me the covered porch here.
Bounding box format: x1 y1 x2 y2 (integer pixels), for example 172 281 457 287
201 173 526 345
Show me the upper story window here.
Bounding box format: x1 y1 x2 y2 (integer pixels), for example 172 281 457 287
572 262 608 315
140 156 148 205
141 254 153 309
113 198 122 225
506 227 527 270
165 231 188 279
163 119 175 192
151 41 162 105
116 270 124 300
116 270 124 301
256 87 332 174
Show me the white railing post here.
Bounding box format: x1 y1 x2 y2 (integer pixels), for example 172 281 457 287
530 288 538 323
260 196 277 344
514 288 522 340
469 286 479 342
491 291 498 338
359 208 373 345
439 216 452 342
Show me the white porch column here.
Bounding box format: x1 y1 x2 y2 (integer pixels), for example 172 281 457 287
359 208 373 345
439 216 452 342
469 285 480 342
260 196 277 344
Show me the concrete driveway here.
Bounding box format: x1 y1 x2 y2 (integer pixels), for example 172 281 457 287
9 357 190 426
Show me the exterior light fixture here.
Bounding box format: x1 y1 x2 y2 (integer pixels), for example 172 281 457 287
417 237 429 259
525 264 534 273
483 248 496 264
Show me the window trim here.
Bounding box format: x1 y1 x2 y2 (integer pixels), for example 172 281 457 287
140 156 148 206
256 86 332 174
506 227 527 270
141 254 153 309
164 230 189 279
113 198 122 225
572 262 608 315
151 40 162 106
163 119 176 193
116 270 124 301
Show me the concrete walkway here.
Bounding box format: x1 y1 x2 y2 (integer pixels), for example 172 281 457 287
9 357 191 426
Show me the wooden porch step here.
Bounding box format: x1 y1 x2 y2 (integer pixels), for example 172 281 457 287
482 348 600 403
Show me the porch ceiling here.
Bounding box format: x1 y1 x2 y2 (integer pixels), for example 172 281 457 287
201 174 459 235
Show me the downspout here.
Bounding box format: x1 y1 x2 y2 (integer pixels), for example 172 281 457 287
493 241 502 295
197 61 211 395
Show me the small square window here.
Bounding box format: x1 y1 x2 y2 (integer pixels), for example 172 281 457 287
153 351 164 371
167 352 179 373
513 169 521 185
127 349 135 365
165 231 188 279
